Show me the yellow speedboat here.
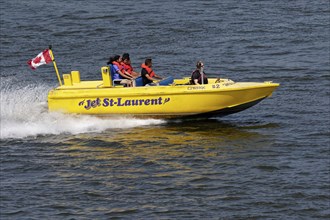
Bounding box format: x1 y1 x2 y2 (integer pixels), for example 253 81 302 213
47 66 279 118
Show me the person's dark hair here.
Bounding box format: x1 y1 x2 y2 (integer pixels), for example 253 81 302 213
145 58 152 65
107 55 120 65
122 53 130 61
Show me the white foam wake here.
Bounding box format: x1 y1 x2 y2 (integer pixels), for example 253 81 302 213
0 78 165 139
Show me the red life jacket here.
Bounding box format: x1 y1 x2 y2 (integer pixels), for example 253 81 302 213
122 62 133 74
141 63 155 77
112 61 125 72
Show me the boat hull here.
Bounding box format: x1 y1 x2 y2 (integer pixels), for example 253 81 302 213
48 79 279 118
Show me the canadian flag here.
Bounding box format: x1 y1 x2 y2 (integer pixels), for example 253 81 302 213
27 49 52 70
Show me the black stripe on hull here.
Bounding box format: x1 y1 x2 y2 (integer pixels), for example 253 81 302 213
183 97 266 119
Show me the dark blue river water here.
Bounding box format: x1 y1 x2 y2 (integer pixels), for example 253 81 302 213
1 0 329 219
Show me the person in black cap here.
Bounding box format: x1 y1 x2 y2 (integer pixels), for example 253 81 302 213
190 60 208 85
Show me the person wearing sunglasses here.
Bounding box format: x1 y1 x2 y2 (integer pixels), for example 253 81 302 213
190 60 208 85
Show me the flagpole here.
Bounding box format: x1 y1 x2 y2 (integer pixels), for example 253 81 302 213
48 45 62 86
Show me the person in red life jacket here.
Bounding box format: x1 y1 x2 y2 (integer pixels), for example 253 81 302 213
107 55 134 87
190 60 208 85
121 53 140 78
141 58 163 86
